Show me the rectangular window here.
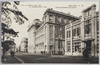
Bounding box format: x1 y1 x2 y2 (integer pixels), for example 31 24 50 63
66 41 71 52
85 24 91 34
85 25 88 34
77 27 80 36
85 12 88 19
67 31 70 38
62 26 65 38
49 15 53 23
89 10 92 17
66 19 69 25
69 31 70 37
97 21 99 31
45 16 47 22
67 31 68 38
72 29 74 36
73 29 76 36
72 42 81 53
64 19 67 24
84 21 91 35
55 26 59 38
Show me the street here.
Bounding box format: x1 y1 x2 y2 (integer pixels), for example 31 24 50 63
2 52 99 64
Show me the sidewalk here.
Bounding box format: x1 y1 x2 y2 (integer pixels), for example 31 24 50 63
16 52 51 56
2 56 21 64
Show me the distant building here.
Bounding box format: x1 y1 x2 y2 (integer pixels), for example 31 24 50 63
65 4 99 57
27 19 42 53
19 37 28 52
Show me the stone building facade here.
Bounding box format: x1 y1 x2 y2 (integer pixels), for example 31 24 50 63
28 9 79 54
28 4 99 56
27 20 36 53
65 4 99 57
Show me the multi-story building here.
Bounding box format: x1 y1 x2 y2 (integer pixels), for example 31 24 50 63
19 37 28 52
28 9 79 54
65 4 99 57
27 19 42 53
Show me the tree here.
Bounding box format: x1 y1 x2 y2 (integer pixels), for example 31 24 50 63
1 1 28 59
2 22 19 59
2 1 28 26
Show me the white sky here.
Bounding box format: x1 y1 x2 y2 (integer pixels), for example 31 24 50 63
10 1 99 48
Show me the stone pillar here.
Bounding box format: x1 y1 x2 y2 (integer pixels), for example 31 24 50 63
53 15 55 23
46 14 49 22
91 6 96 57
44 25 46 52
65 26 67 55
91 6 96 39
81 13 85 54
33 26 36 53
70 23 73 55
94 17 98 57
91 41 95 56
81 13 85 41
46 24 50 53
53 25 55 54
53 15 55 54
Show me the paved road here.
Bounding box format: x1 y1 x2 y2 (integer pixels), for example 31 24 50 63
2 56 20 64
2 52 99 64
15 52 99 64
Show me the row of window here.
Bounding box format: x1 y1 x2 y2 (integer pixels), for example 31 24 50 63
49 25 53 44
36 35 44 43
84 21 91 35
55 26 65 38
73 27 81 36
72 42 81 53
44 15 73 25
66 42 81 53
36 27 44 37
35 43 44 49
66 27 81 38
84 10 92 20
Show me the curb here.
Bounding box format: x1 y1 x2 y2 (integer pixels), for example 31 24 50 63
15 56 25 64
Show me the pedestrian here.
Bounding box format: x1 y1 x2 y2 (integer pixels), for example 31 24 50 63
10 51 15 57
82 49 89 61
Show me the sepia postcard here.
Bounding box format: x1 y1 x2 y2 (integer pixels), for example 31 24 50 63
1 1 99 64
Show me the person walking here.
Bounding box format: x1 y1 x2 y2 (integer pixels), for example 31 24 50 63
10 51 15 57
83 49 89 61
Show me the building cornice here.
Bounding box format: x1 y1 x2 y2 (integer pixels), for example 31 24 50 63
82 4 96 13
27 24 35 32
44 9 80 20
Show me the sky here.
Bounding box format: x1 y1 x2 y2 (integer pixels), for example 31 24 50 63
9 1 99 47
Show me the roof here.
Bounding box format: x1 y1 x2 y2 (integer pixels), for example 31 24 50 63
82 4 96 12
44 8 80 20
27 24 35 32
27 19 43 31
